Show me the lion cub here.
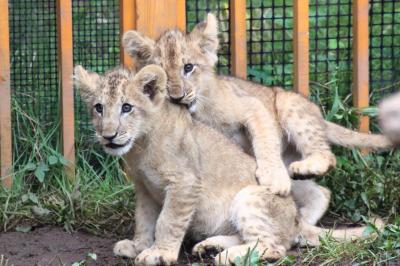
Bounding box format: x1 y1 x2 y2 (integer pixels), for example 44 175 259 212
122 13 398 196
74 65 376 265
379 91 400 144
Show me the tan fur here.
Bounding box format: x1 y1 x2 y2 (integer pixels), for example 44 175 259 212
75 65 375 265
378 91 400 144
122 13 397 193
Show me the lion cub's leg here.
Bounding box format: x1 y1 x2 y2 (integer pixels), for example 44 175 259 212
276 91 336 176
292 180 331 225
241 98 291 196
217 186 298 264
192 235 242 255
114 179 160 258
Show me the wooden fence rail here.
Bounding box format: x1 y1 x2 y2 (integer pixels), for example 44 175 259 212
0 0 372 187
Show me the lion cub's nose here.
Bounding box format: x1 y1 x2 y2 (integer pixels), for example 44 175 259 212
103 132 118 141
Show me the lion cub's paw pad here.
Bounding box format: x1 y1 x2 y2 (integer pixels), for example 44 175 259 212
214 244 286 265
135 247 177 266
113 239 138 258
289 155 336 176
192 240 223 255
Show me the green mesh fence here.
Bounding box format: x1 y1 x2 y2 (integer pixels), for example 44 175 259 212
72 0 120 135
186 0 231 74
369 0 400 105
10 0 59 124
247 0 294 86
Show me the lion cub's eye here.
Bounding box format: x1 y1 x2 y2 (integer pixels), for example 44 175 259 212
94 103 103 114
183 64 194 74
122 103 133 113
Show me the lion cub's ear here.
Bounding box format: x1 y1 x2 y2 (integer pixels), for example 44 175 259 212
73 65 100 103
189 13 219 65
134 65 167 105
122 30 156 65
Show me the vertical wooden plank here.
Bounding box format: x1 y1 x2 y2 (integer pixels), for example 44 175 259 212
57 0 75 179
352 0 369 133
176 0 186 32
0 0 12 188
135 0 186 39
120 0 136 68
230 0 247 79
293 0 309 97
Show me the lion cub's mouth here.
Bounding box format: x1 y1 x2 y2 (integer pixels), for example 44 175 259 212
186 99 197 113
105 139 131 149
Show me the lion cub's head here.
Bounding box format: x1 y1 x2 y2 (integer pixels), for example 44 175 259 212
74 65 167 156
122 13 219 112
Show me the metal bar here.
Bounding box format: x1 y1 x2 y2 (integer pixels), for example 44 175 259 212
0 0 12 188
230 0 247 79
120 0 136 68
57 0 75 179
352 0 369 132
293 0 309 96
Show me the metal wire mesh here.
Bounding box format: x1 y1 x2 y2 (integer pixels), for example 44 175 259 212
247 0 294 87
72 0 120 133
186 0 231 74
369 0 400 105
9 0 59 124
309 0 353 95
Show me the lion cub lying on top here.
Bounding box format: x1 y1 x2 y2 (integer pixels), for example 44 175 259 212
122 13 398 196
74 64 374 265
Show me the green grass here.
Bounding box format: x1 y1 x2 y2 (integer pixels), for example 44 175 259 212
1 98 134 235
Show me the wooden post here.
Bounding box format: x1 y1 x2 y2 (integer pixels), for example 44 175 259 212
352 0 369 133
135 0 186 39
120 0 186 67
120 0 136 68
0 0 13 188
230 0 247 79
57 0 75 179
293 0 309 97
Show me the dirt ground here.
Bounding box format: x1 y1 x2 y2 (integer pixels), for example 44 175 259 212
0 226 123 266
0 226 211 266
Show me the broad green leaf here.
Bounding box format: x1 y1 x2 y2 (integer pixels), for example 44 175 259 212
48 155 58 165
16 225 32 233
24 162 36 171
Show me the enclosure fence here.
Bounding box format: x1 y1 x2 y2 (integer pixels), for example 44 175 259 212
1 0 399 187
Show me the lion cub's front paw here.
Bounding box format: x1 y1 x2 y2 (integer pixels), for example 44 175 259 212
256 167 291 196
135 246 178 266
289 153 336 177
113 239 149 258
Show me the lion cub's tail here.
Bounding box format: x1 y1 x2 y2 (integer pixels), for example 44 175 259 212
297 217 384 247
325 121 394 150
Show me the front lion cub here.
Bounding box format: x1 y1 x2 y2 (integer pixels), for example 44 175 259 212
74 64 374 265
122 13 399 196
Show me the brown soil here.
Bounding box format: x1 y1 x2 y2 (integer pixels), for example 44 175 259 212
0 226 212 266
0 226 124 266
